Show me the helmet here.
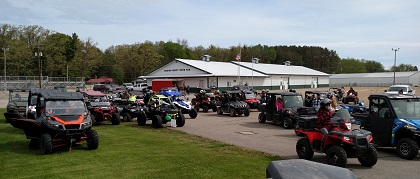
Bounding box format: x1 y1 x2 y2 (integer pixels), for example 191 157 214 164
261 89 266 93
320 98 331 107
200 90 205 93
327 93 333 99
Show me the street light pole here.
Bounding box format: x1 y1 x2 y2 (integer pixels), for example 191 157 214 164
2 47 9 90
392 48 400 85
35 45 43 88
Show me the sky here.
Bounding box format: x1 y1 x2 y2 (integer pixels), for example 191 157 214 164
1 0 419 69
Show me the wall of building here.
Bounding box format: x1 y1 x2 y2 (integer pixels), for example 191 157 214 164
409 73 420 86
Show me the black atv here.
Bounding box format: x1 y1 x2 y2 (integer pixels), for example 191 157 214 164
137 94 185 128
5 88 31 122
216 91 250 117
112 99 146 122
4 91 98 154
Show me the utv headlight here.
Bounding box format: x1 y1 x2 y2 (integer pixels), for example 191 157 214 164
404 124 417 131
82 121 91 126
47 119 62 128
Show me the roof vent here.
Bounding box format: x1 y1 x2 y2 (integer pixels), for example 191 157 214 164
284 61 291 66
201 55 211 62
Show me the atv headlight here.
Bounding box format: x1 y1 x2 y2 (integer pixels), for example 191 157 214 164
343 136 351 141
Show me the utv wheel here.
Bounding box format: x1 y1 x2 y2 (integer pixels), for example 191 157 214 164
189 109 198 119
152 115 163 128
258 113 266 123
358 144 378 167
111 113 121 125
29 139 40 149
40 133 53 154
229 108 236 117
123 113 132 122
217 107 223 115
396 138 419 160
90 114 96 125
326 146 348 167
296 138 314 159
203 105 209 113
137 113 147 126
283 117 293 129
212 106 217 112
86 130 99 149
295 125 304 137
194 105 199 112
176 113 186 127
244 109 250 117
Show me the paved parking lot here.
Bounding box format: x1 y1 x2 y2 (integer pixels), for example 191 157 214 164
173 109 420 179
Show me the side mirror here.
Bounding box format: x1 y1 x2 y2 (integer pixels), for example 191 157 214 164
384 90 387 92
408 90 412 93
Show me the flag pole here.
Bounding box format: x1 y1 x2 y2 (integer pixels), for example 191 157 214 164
238 49 241 85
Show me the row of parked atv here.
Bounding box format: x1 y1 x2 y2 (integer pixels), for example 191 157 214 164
3 87 194 154
258 90 420 167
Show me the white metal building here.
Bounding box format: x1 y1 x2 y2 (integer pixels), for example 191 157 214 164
143 58 330 91
330 71 420 87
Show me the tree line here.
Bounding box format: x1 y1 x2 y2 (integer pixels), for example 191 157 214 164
0 24 417 84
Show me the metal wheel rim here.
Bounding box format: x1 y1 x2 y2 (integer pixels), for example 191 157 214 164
400 143 410 156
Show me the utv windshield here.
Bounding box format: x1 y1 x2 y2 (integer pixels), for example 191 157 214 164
388 87 407 92
90 102 111 107
244 93 256 99
9 91 29 106
45 100 85 116
282 95 304 108
390 99 420 120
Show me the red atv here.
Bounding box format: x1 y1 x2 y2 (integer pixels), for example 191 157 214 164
192 94 217 113
342 91 359 104
295 109 378 167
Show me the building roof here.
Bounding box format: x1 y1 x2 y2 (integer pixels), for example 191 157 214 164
330 71 420 79
145 59 268 78
86 76 113 83
231 61 330 76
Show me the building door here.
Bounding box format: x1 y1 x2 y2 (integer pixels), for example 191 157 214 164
283 77 289 90
312 77 318 88
199 80 204 88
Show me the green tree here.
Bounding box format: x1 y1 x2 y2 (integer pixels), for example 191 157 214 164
390 63 418 72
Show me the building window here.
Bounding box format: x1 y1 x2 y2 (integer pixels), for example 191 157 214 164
227 81 231 87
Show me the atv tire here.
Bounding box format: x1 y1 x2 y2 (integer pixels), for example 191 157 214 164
296 138 314 160
203 105 209 113
217 107 223 115
244 109 250 117
354 98 359 105
29 139 40 149
212 106 217 112
194 105 199 112
189 109 198 119
258 113 266 123
40 133 53 154
283 117 293 129
358 144 378 167
86 129 99 149
176 113 186 127
123 113 132 122
152 115 163 128
396 138 419 160
111 113 121 125
137 113 147 126
229 108 236 117
326 145 348 167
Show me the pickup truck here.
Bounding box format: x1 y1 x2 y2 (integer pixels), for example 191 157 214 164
122 83 134 91
132 83 149 91
385 85 416 95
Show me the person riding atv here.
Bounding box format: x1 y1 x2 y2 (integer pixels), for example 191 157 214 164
343 87 359 104
192 89 217 112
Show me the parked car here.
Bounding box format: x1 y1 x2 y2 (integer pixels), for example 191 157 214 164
132 83 149 91
385 85 416 95
93 84 112 93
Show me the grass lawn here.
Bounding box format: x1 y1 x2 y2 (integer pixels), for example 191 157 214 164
0 108 281 178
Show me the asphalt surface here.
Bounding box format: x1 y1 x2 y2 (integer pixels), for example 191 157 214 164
172 109 420 179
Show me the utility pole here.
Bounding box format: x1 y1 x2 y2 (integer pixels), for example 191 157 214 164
2 47 9 90
81 50 87 88
392 48 400 85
